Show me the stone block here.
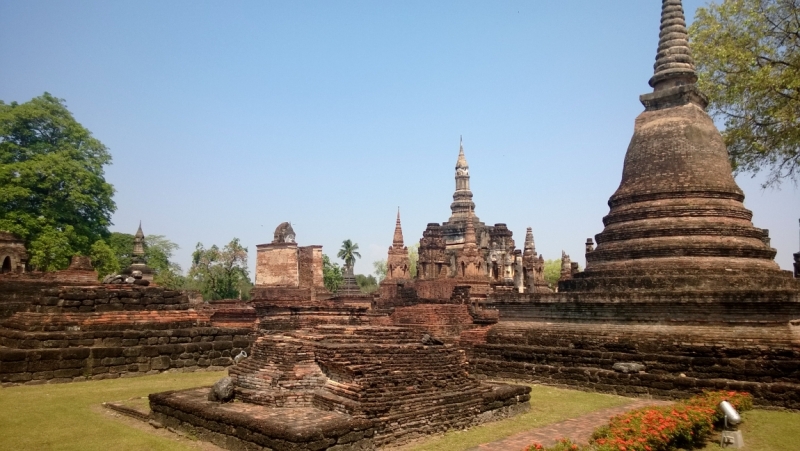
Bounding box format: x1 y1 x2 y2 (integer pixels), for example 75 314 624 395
151 356 171 370
0 349 27 362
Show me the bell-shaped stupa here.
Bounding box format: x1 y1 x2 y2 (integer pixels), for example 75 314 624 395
563 0 792 292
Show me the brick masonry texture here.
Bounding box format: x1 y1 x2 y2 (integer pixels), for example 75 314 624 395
256 244 299 287
150 325 530 450
0 286 254 385
0 270 99 319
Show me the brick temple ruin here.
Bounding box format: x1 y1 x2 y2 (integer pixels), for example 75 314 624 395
413 138 550 301
463 0 800 410
0 225 255 385
3 0 800 449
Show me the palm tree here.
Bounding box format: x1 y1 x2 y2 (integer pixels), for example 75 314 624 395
337 239 361 269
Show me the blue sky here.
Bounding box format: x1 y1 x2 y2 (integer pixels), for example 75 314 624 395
1 0 798 276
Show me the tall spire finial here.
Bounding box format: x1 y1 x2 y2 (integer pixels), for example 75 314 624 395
456 136 467 168
649 0 697 91
392 208 404 247
524 227 536 255
449 136 477 221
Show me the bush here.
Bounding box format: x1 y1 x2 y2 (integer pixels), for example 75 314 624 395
525 391 753 451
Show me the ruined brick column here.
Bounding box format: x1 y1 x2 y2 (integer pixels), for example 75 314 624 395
562 0 793 292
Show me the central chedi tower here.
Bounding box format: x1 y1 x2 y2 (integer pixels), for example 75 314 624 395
563 0 794 292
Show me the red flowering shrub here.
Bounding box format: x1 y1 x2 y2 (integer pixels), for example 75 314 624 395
523 391 753 451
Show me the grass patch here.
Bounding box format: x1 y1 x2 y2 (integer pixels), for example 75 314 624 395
396 384 632 451
696 409 800 451
0 370 225 451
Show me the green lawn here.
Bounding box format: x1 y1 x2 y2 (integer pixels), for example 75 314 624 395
2 374 798 451
396 385 632 451
0 371 225 451
696 409 800 451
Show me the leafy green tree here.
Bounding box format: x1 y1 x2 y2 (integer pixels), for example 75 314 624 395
27 224 78 271
143 234 185 288
408 243 419 278
373 259 387 282
89 239 119 278
323 254 343 293
107 232 135 270
543 259 561 288
690 0 800 186
188 238 251 300
337 239 361 268
0 93 116 268
355 274 379 294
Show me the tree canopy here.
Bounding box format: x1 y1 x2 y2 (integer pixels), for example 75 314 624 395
543 259 561 288
355 274 378 294
337 239 361 268
188 238 251 300
373 259 387 282
407 243 419 278
0 93 116 269
690 0 800 186
322 254 343 293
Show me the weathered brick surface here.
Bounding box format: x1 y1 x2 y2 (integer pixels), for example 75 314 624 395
464 319 800 409
0 325 252 385
0 272 99 319
151 389 377 451
486 291 800 325
251 299 371 331
204 299 258 329
565 87 793 292
255 243 299 287
297 245 325 292
0 286 256 385
151 325 530 449
389 304 479 341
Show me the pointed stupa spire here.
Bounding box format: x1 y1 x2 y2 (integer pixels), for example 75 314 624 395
524 227 536 255
392 207 404 247
649 0 696 90
449 137 477 221
133 221 145 258
456 135 468 169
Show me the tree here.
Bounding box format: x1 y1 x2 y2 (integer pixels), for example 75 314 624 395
337 239 361 268
407 243 419 278
188 238 251 300
144 234 185 288
355 274 379 293
107 232 135 270
89 239 119 278
690 0 800 186
322 254 343 293
27 224 78 271
106 231 184 288
543 259 561 288
0 93 116 268
373 259 387 283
